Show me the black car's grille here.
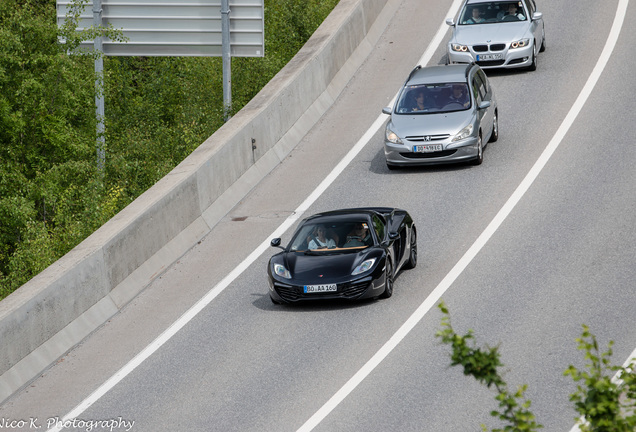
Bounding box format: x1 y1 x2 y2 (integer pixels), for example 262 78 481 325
273 281 372 302
340 281 372 298
476 60 506 67
406 134 449 142
400 150 457 159
473 44 506 52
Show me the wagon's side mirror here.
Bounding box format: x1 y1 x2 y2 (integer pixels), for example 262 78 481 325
532 12 543 21
382 107 392 115
478 100 491 110
445 18 455 26
271 238 283 249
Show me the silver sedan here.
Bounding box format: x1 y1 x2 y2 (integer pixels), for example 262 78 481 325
382 63 498 168
446 0 546 71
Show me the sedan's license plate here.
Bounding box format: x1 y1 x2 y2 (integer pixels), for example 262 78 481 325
414 144 443 153
304 284 337 293
476 53 504 61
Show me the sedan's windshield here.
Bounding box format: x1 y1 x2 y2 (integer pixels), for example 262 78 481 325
395 83 471 114
459 2 527 25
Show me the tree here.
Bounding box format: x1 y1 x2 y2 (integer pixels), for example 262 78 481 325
437 301 636 431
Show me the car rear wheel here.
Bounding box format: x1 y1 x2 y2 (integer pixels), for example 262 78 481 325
540 27 546 52
404 230 417 269
489 111 499 143
380 259 394 298
471 134 483 165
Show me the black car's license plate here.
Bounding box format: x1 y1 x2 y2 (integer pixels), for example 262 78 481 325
304 284 337 293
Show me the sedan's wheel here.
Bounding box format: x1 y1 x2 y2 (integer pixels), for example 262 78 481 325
380 260 394 299
471 134 483 165
540 28 546 52
527 49 537 71
488 111 499 143
404 230 417 269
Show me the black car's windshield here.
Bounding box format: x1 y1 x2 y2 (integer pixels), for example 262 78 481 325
459 2 527 24
395 83 471 114
289 220 374 252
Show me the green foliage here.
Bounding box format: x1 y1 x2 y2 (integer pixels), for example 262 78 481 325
0 0 339 299
564 325 636 431
437 302 636 431
436 301 543 431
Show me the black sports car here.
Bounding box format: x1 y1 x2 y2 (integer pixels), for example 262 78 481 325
267 207 417 304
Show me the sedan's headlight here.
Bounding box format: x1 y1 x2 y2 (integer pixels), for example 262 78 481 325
385 126 402 144
352 258 376 275
451 43 469 52
510 39 530 49
273 263 291 279
451 124 474 142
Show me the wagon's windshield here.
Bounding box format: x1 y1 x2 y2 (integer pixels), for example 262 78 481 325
459 2 527 25
395 83 471 114
289 220 374 252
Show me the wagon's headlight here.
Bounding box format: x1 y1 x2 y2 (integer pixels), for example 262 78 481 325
451 43 469 52
452 124 473 142
510 39 530 49
385 126 402 144
352 258 376 275
273 263 291 279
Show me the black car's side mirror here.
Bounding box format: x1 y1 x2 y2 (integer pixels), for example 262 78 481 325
271 238 283 249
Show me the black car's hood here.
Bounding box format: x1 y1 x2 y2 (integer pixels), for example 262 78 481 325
284 250 375 282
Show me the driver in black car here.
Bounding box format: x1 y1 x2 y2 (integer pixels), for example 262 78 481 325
344 223 372 247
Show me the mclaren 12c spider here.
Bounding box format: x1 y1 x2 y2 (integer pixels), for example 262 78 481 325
267 207 417 304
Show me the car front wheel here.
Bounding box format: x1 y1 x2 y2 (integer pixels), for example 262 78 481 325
489 111 499 143
472 133 483 165
380 259 394 298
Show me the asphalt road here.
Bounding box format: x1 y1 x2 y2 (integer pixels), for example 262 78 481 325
2 0 635 431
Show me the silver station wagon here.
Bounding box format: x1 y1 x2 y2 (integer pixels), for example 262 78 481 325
446 0 546 71
382 63 498 168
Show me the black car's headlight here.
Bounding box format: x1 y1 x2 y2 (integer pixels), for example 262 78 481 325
273 263 291 279
451 124 474 142
510 38 530 49
451 43 469 52
385 126 403 144
352 258 376 276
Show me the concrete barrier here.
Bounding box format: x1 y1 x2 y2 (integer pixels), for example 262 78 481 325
0 0 400 404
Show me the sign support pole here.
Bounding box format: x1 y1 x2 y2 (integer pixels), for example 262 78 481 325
221 0 231 121
93 0 105 175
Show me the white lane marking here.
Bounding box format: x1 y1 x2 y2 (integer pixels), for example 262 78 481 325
297 0 631 431
47 0 629 430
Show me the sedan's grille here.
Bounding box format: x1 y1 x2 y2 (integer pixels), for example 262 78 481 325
400 150 457 159
406 134 450 142
476 60 506 67
473 44 505 52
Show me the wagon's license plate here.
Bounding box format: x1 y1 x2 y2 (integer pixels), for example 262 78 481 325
476 53 504 61
304 284 337 293
413 144 443 153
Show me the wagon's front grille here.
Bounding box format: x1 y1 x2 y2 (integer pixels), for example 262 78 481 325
405 134 449 142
